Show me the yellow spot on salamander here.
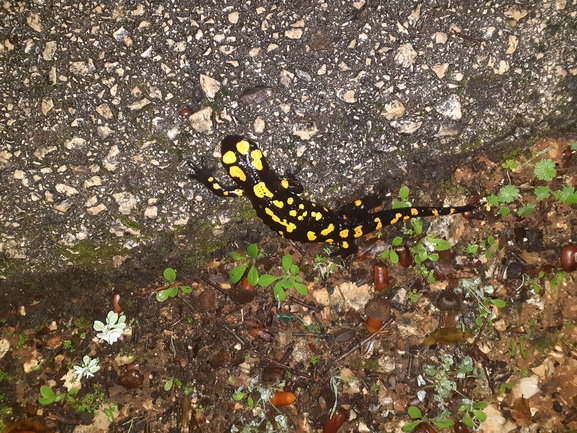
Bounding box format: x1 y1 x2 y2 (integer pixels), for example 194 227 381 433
212 183 221 190
287 197 294 205
235 189 243 197
253 182 274 198
339 229 349 238
354 199 363 206
353 226 363 238
311 211 323 221
449 208 456 214
281 179 289 189
251 149 263 170
341 241 349 249
307 231 317 241
374 217 383 231
222 151 237 165
207 176 214 182
390 213 403 225
325 238 334 243
229 166 246 182
289 210 297 217
411 208 419 216
298 203 305 210
278 231 284 236
265 207 275 217
273 200 284 208
285 222 296 233
432 209 440 217
223 191 229 196
236 140 250 155
403 215 410 221
320 224 335 236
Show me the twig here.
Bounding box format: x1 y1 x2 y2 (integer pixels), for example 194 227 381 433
334 318 394 362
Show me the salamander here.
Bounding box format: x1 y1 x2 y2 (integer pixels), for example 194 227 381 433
187 135 475 256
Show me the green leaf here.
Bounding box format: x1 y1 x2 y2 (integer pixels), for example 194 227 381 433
180 285 192 294
517 202 536 217
247 265 259 286
40 386 55 398
247 395 254 406
257 274 279 286
229 265 247 283
498 206 509 217
163 268 177 282
38 396 54 405
534 158 556 181
489 298 506 308
289 264 299 276
401 420 422 432
407 406 422 419
231 251 243 261
473 409 487 422
232 392 245 401
282 255 293 272
498 185 519 203
429 238 451 251
461 412 474 427
164 379 173 391
246 244 258 259
474 401 489 409
502 159 517 170
273 283 286 302
428 253 439 262
389 249 399 264
399 185 410 200
294 283 308 296
432 419 454 428
466 244 479 254
410 218 423 235
166 286 178 298
487 195 500 206
156 289 170 302
534 185 551 200
392 236 403 246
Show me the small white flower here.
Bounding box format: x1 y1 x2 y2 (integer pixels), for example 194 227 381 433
73 355 100 381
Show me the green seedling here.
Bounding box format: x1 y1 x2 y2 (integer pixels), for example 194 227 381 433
458 399 489 428
230 244 261 285
38 386 78 405
381 236 404 264
156 268 192 302
103 404 118 423
486 185 519 217
402 406 454 432
269 255 307 303
164 378 182 391
549 271 566 289
392 185 411 209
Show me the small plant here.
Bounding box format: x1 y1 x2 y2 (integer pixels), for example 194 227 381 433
392 185 412 209
407 288 420 303
73 355 100 380
63 340 75 352
230 244 261 285
408 353 488 430
93 311 127 345
381 236 404 264
454 277 506 326
267 255 307 303
230 377 291 433
486 185 520 216
164 378 182 391
156 268 192 302
403 406 454 432
38 386 79 405
549 271 566 289
103 404 118 423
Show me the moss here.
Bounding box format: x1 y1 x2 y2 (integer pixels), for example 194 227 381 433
73 318 93 330
117 216 143 231
58 239 128 268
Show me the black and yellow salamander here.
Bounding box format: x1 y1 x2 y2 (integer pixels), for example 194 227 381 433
187 135 475 256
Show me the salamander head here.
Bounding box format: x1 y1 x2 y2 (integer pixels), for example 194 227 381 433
220 135 270 174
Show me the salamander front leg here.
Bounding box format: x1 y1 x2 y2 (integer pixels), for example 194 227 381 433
187 158 244 198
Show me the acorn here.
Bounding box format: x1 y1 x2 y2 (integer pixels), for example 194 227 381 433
364 297 391 333
561 245 577 272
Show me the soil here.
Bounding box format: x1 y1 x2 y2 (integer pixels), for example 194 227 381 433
1 136 576 433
